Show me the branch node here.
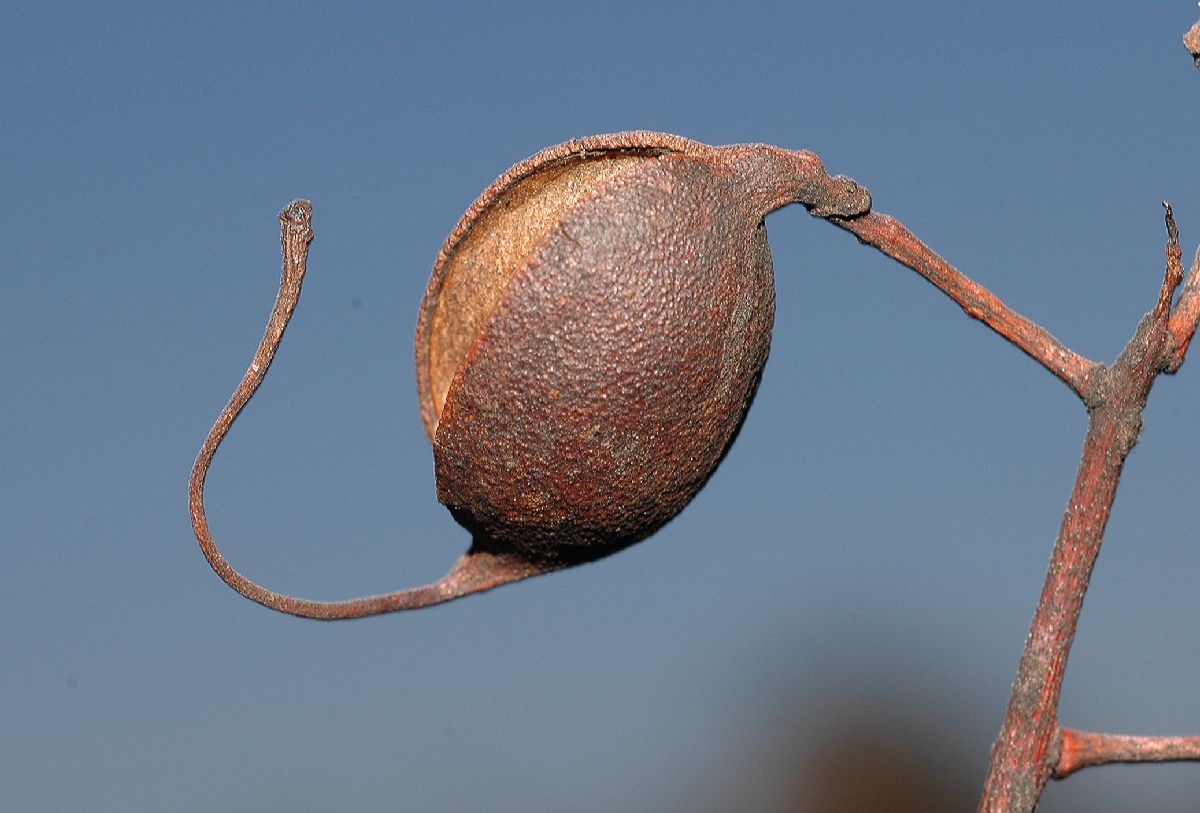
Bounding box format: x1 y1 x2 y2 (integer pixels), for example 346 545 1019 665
1056 728 1200 779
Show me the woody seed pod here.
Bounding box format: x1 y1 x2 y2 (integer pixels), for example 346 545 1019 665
191 131 869 618
415 131 869 571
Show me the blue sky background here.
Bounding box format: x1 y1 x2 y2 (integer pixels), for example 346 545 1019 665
5 3 1200 811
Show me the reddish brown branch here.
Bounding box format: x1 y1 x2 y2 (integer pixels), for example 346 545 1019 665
823 54 1200 813
831 211 1100 401
974 217 1187 811
1167 222 1200 372
818 198 1200 810
188 201 540 620
1055 729 1200 778
975 380 1132 811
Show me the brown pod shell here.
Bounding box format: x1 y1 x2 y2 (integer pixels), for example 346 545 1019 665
415 132 867 567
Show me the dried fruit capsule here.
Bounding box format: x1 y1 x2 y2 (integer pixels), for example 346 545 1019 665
416 131 869 568
191 132 869 618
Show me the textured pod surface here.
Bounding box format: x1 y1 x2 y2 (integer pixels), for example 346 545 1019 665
416 132 866 566
189 132 866 618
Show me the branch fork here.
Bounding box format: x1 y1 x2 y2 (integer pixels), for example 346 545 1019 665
817 195 1200 811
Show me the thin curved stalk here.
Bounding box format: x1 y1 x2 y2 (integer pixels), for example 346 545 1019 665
187 200 539 620
830 211 1100 402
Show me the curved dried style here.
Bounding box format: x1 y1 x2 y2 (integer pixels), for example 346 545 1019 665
188 201 543 620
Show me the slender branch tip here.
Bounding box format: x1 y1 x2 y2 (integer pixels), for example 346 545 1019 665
282 198 312 221
1164 202 1179 245
1155 203 1184 319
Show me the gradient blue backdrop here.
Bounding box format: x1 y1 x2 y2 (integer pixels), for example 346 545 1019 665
5 3 1200 810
